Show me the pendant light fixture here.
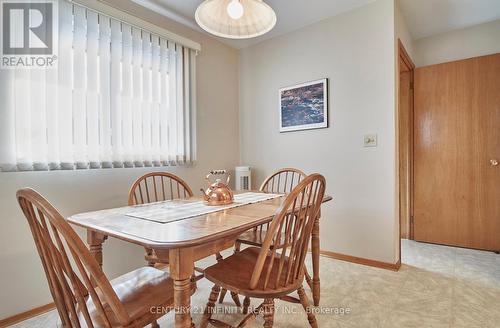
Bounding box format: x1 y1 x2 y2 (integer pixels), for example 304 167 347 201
195 0 277 39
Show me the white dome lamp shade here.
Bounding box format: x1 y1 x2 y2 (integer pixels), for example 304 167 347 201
195 0 277 39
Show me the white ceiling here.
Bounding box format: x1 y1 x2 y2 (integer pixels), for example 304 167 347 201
131 0 375 48
398 0 500 40
132 0 500 47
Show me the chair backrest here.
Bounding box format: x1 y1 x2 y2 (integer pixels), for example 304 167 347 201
17 188 129 328
250 174 326 291
259 168 307 194
128 172 194 205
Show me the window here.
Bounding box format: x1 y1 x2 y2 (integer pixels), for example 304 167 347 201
0 0 197 171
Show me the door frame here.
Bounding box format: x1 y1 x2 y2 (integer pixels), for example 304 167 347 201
397 40 415 246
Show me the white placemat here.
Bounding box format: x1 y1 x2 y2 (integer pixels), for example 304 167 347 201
125 192 283 224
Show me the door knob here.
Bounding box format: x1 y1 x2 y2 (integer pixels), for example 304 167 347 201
491 159 499 166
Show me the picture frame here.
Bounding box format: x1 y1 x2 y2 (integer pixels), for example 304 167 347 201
279 78 328 132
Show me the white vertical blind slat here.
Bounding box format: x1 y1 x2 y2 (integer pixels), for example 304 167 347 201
73 5 88 168
30 67 47 169
184 47 191 163
58 0 74 169
132 27 143 166
99 14 112 166
87 11 100 167
142 32 153 166
0 1 197 172
151 35 161 165
176 45 185 163
46 47 59 168
0 63 16 171
121 24 133 166
110 19 123 166
14 71 32 169
160 38 169 164
167 41 177 163
189 49 197 162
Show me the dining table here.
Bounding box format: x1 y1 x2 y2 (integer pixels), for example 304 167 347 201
67 191 332 328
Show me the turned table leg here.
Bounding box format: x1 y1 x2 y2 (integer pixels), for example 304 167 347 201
165 248 194 328
311 214 321 306
87 231 107 269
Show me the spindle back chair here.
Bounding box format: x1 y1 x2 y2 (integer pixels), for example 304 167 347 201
201 174 326 328
251 173 325 291
128 172 194 206
223 168 308 305
259 167 307 193
235 168 306 249
18 188 173 328
128 172 194 268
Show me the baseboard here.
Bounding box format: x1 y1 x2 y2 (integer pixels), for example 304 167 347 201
0 303 55 328
320 250 401 271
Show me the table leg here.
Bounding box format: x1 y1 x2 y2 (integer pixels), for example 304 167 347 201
168 248 194 328
311 215 321 306
87 231 107 269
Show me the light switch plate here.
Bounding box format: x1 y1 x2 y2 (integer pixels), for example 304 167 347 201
364 134 377 147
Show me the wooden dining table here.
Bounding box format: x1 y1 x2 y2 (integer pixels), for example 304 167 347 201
67 192 332 328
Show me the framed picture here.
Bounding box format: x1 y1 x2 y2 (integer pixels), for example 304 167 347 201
279 78 328 132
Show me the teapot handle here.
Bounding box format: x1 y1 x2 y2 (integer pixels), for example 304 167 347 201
206 169 227 181
210 169 227 175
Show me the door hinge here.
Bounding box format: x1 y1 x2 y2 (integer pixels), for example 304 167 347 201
410 215 415 224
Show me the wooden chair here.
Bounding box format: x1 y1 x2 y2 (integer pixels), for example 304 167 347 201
235 168 307 251
17 188 176 328
200 174 326 328
219 168 307 305
128 172 194 267
128 172 219 295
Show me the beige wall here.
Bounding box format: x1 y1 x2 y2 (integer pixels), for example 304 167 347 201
0 0 240 319
240 0 398 264
414 19 500 67
395 2 415 61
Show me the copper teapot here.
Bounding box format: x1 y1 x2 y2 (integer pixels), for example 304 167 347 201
201 170 234 206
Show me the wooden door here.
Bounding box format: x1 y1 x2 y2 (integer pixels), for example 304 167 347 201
414 53 500 251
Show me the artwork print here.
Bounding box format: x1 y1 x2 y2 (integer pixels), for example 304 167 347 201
279 78 328 132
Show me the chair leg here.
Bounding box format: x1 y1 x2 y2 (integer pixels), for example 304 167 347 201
145 247 156 267
218 288 228 304
200 285 220 328
311 216 321 306
298 286 318 328
243 296 251 314
304 267 313 290
215 253 228 304
230 292 242 307
227 242 243 308
190 274 198 294
262 299 275 328
218 290 242 307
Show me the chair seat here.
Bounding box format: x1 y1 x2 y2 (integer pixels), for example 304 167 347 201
204 247 300 298
80 267 174 327
237 229 287 248
236 229 267 247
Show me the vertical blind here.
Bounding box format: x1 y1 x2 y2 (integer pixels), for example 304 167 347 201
0 0 197 171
